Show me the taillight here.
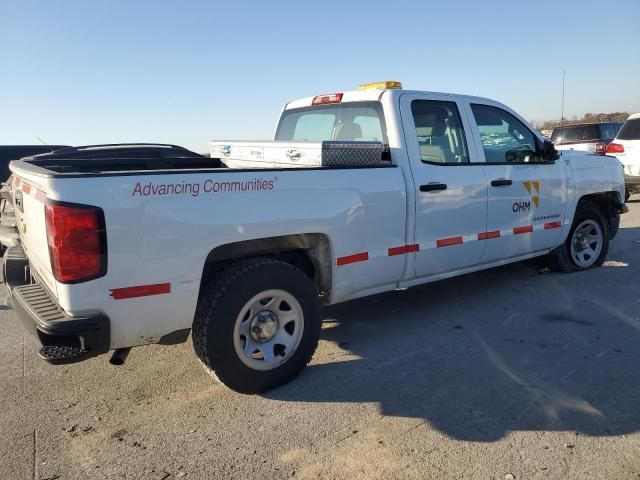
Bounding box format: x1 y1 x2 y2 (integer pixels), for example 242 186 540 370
606 143 624 154
595 142 606 154
312 93 343 105
44 202 106 283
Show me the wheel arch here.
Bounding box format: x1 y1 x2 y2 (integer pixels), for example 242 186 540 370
566 191 622 241
200 233 333 300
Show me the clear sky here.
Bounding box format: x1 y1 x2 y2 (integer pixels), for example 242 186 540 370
1 0 639 152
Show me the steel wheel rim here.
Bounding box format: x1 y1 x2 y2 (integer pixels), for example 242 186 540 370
233 289 304 371
570 219 603 268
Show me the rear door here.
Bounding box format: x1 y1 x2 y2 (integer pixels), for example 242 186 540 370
465 102 566 262
399 93 488 277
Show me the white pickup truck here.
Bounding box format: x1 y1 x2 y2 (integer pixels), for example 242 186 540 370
5 81 626 393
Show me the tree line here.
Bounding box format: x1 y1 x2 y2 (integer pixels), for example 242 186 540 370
535 112 630 131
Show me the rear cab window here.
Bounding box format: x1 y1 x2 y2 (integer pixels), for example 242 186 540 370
275 102 387 143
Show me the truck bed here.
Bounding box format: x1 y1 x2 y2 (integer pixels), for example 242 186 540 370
27 156 226 174
13 143 391 176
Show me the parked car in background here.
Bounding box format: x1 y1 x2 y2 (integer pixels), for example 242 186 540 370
606 113 640 202
550 123 622 154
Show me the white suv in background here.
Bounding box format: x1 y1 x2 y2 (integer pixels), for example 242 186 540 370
607 113 640 202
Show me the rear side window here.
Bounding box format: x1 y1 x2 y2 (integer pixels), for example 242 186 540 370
550 128 562 143
411 100 469 164
276 102 385 143
598 123 622 140
617 119 640 140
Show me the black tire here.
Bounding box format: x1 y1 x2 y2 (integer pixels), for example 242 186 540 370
625 189 631 203
192 257 322 394
548 202 609 273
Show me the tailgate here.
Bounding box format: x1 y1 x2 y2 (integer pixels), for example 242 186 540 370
11 176 57 295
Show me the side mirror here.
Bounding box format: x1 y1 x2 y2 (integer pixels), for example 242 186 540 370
541 140 559 162
506 148 536 163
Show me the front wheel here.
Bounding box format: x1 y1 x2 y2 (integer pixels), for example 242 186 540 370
192 257 322 394
548 203 609 272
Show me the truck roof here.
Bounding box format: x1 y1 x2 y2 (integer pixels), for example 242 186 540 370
284 88 500 110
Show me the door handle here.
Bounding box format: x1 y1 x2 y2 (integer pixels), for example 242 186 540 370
286 148 302 160
491 179 512 187
420 183 447 192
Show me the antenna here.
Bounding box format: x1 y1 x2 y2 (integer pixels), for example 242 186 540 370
560 69 566 130
35 136 57 152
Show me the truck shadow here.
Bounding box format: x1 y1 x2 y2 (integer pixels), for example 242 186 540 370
266 226 640 442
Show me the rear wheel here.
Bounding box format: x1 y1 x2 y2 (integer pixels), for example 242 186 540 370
548 203 609 272
625 189 631 203
192 257 322 394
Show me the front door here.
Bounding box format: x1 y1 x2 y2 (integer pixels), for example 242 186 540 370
400 94 488 277
465 102 566 262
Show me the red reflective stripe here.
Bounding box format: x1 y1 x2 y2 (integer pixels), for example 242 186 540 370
436 236 463 247
336 252 369 266
387 244 419 256
110 283 171 300
544 221 562 229
513 226 533 235
478 230 501 240
388 245 407 256
22 184 31 194
13 177 21 187
35 190 47 202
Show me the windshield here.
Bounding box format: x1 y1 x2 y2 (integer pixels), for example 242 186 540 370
275 102 386 143
617 118 640 140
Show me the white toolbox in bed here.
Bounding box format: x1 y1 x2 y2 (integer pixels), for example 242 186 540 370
209 141 383 168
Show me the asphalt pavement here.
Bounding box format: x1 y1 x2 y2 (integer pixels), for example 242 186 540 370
2 198 640 480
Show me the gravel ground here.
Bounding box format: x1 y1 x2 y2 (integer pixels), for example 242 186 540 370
1 198 640 480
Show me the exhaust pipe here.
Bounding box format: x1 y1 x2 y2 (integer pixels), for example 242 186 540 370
109 348 131 366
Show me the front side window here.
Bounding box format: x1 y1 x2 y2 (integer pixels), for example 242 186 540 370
275 102 385 143
471 104 538 163
411 100 469 164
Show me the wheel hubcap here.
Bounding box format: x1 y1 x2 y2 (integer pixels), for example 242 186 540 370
570 219 603 268
233 289 304 371
249 310 279 343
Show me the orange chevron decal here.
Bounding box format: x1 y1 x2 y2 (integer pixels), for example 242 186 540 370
532 180 540 194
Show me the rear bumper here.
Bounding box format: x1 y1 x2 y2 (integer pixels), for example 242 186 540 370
3 246 110 364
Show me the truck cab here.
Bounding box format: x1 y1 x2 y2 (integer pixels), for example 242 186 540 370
271 82 622 280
